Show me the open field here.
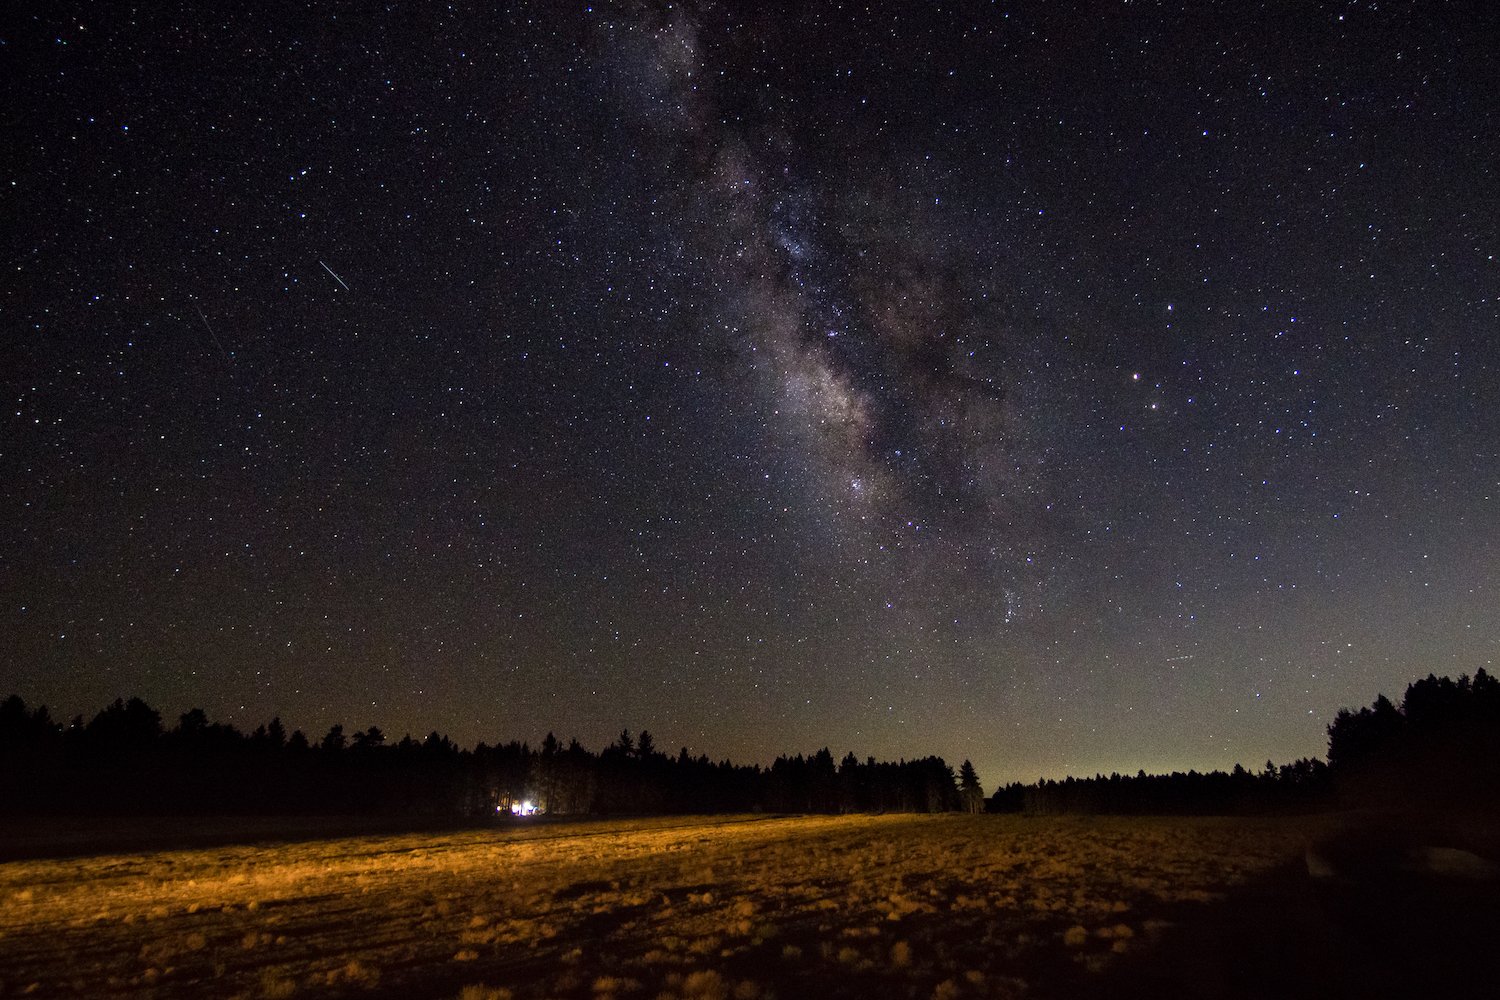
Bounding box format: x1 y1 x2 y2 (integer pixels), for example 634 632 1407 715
0 812 1490 999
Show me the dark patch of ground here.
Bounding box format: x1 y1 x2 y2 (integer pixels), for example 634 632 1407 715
1101 816 1500 1000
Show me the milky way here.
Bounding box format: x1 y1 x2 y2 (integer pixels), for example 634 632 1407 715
4 2 1498 782
602 5 1058 628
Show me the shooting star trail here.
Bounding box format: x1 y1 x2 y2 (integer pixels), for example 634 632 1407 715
194 303 232 363
319 259 351 291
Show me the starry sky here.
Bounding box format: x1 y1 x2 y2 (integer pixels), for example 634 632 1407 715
4 1 1498 783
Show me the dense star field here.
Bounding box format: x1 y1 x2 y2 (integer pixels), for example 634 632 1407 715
3 2 1497 782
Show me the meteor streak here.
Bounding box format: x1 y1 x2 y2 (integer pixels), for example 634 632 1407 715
319 259 351 291
194 303 231 363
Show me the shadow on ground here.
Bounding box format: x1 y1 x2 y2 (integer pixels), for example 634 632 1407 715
1099 820 1500 1000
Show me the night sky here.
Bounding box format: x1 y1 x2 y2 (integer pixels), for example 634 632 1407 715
5 1 1498 783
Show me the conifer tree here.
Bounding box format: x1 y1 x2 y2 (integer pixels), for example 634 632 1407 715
959 759 984 813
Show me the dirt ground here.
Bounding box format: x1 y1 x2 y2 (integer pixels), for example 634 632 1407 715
0 812 1491 999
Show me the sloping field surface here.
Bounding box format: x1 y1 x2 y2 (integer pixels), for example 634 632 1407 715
0 813 1330 998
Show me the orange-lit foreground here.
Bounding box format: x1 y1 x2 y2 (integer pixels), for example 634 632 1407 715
0 813 1324 998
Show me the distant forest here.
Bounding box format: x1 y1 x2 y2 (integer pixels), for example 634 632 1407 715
0 697 973 817
2 669 1494 818
988 669 1499 815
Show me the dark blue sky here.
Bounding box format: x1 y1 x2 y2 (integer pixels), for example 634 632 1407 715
4 1 1497 782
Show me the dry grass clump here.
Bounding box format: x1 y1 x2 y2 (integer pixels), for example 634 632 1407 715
456 986 513 1000
590 973 643 999
656 969 743 1000
258 968 298 998
322 958 379 988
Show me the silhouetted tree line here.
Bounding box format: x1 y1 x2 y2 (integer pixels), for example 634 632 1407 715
986 758 1332 816
0 696 967 818
1324 669 1499 809
986 669 1500 816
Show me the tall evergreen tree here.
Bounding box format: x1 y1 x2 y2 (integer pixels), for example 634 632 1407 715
959 759 984 813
